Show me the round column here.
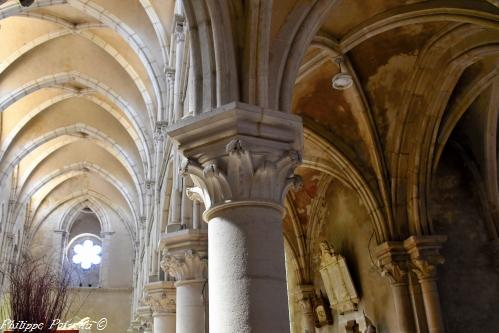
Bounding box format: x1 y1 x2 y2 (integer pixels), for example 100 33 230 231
166 103 303 332
207 204 289 333
404 236 446 333
153 312 176 333
376 242 416 333
391 282 416 333
176 279 206 333
161 230 208 333
418 277 445 333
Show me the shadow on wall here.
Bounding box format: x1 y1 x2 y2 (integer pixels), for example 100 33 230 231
312 178 396 333
430 145 499 333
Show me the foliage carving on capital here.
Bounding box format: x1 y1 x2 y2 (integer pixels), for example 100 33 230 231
375 241 410 285
296 285 315 315
143 288 176 315
410 256 444 281
174 15 185 42
379 261 408 285
154 121 168 142
181 139 302 210
161 249 207 281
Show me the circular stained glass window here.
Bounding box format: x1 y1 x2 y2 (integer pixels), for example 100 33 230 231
72 239 102 269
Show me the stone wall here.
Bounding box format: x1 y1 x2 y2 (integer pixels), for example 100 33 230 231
430 145 499 332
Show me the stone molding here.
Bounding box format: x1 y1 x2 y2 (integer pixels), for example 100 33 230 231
403 235 447 281
143 281 176 315
161 249 207 281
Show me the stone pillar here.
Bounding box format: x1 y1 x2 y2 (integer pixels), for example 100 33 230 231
376 242 415 333
161 229 208 333
296 285 316 333
167 103 303 333
144 281 177 333
404 236 447 333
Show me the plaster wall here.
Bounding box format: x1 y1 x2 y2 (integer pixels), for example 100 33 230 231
314 179 396 333
67 287 132 333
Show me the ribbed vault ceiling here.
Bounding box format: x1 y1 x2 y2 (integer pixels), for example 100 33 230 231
0 0 176 242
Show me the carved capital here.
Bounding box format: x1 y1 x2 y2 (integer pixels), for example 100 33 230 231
186 186 204 202
145 180 155 192
404 235 446 281
167 103 303 217
296 284 315 315
143 281 176 315
375 242 409 285
161 249 207 281
410 257 444 280
154 121 168 142
174 15 185 42
174 26 185 42
182 139 301 211
136 305 153 329
139 216 147 228
165 67 175 81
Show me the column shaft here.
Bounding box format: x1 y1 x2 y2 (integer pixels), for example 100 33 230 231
192 201 201 230
153 312 176 333
208 205 289 333
176 280 206 333
391 283 416 333
419 279 445 333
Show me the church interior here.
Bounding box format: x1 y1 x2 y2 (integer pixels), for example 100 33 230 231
0 0 498 332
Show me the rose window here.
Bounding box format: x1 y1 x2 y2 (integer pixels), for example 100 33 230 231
72 239 102 269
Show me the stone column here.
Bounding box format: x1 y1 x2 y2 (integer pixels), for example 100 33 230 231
167 103 303 333
296 285 316 333
404 236 447 333
161 229 208 333
376 242 415 333
144 281 177 333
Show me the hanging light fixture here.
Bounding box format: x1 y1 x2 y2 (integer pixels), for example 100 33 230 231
19 0 35 7
331 56 353 90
